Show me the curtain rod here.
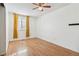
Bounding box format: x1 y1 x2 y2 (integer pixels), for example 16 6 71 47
8 12 38 17
9 12 29 17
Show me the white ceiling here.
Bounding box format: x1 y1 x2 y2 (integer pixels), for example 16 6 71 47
5 3 70 17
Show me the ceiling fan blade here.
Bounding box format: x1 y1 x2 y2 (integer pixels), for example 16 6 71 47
32 7 38 10
39 3 41 6
38 3 45 6
33 3 45 6
43 6 51 8
32 3 39 6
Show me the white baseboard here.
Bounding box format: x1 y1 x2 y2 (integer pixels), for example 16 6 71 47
36 36 79 53
9 36 36 42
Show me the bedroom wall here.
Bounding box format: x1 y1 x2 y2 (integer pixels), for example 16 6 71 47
0 5 6 55
36 4 79 52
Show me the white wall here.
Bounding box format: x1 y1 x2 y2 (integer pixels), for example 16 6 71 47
0 5 6 55
5 4 9 52
30 16 37 38
8 13 13 41
36 4 79 52
8 13 37 41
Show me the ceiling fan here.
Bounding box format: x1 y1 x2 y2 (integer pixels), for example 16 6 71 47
32 3 51 11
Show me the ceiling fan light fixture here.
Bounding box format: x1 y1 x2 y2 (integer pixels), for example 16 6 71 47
38 7 43 11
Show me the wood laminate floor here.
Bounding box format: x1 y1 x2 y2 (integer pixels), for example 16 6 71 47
6 38 79 56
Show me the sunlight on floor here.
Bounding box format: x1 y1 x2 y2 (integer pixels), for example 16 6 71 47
11 48 28 56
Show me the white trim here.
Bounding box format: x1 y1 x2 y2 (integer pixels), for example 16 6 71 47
9 36 36 41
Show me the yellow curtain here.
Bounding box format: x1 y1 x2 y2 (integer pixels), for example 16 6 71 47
26 16 30 37
13 14 18 39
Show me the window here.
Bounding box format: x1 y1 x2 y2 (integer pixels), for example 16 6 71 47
18 15 26 31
